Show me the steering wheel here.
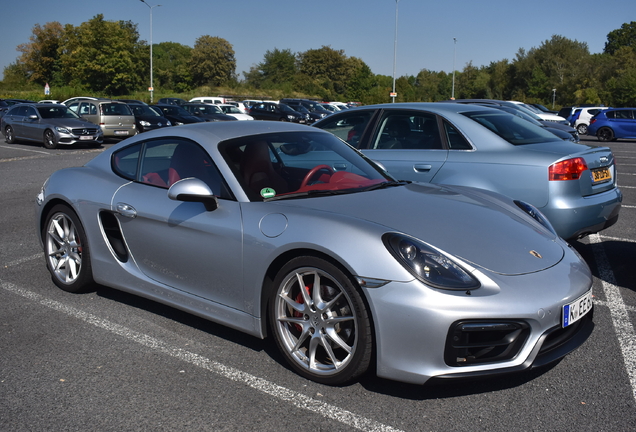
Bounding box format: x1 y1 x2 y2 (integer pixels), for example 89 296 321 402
300 164 334 188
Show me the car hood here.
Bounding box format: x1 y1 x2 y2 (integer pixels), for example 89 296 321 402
43 118 99 129
275 183 564 276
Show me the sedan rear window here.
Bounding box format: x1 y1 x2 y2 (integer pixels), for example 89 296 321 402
462 110 559 145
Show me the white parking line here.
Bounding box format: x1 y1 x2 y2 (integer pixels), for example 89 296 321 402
3 253 43 268
598 234 636 243
0 280 404 432
589 234 636 403
0 145 50 155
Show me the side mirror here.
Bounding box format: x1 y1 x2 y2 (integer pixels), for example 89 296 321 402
168 177 218 211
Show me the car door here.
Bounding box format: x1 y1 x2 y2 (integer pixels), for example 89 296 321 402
78 102 99 127
359 110 449 183
111 138 244 310
7 105 29 138
22 106 42 141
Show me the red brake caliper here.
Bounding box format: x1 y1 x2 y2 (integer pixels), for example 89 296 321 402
293 283 312 332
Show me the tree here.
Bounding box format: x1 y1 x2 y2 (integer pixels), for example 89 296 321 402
189 35 236 87
16 22 64 86
58 15 146 95
604 21 636 55
258 48 297 86
153 42 193 92
297 46 351 98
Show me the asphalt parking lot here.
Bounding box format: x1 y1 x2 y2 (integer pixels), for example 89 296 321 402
0 135 634 431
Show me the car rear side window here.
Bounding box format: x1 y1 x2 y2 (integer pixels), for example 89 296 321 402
462 110 558 145
373 112 442 150
113 143 141 180
443 121 473 150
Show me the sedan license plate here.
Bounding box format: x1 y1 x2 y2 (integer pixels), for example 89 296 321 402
79 135 93 140
114 130 129 136
591 167 611 183
562 289 593 327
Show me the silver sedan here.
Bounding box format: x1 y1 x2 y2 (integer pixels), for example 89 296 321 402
313 103 622 240
35 121 594 385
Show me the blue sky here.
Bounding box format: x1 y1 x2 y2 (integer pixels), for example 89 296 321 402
1 0 633 84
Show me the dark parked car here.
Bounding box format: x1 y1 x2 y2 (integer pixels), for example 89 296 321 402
248 102 307 123
313 102 621 240
280 98 331 121
127 102 172 132
157 97 188 106
587 108 636 141
1 103 103 148
151 105 206 125
180 103 237 122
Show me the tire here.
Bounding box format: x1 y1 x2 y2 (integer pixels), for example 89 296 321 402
269 256 372 385
576 123 588 135
597 127 614 142
43 129 58 149
4 125 15 144
43 204 94 293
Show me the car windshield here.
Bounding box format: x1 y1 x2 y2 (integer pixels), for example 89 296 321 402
293 105 310 114
462 110 560 145
219 131 393 201
221 106 241 114
131 105 160 117
102 103 133 116
37 106 80 119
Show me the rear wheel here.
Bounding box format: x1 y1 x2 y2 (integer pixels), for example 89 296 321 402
597 127 614 142
4 125 15 144
269 256 372 385
43 129 58 149
43 204 94 293
576 123 588 135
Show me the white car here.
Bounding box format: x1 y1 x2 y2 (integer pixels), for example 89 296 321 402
509 101 568 123
189 96 225 105
573 107 608 135
217 104 254 120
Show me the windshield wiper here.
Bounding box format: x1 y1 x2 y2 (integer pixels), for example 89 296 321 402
362 180 410 191
264 188 356 202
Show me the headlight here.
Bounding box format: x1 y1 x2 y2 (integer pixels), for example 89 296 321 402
175 122 184 126
514 200 556 235
166 120 172 126
139 120 151 127
287 115 295 121
383 233 480 290
55 126 70 134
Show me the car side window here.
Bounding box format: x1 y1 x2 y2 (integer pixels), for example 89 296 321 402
373 112 442 150
442 121 473 150
138 140 232 199
317 111 373 147
113 143 142 180
25 106 38 118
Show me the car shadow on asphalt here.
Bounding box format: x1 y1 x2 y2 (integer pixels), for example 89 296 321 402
570 239 636 293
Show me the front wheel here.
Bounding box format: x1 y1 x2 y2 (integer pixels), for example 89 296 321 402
269 256 372 385
4 125 15 144
43 204 94 293
43 129 58 149
597 127 614 142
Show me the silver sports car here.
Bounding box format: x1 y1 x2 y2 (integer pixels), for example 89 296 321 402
36 121 594 385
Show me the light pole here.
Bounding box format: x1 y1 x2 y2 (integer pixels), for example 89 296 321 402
140 0 161 103
391 0 400 103
451 38 457 100
552 88 556 109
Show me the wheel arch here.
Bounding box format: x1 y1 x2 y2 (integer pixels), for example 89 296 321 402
38 198 79 243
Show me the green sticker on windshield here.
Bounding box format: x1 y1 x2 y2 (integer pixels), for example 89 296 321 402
260 188 276 198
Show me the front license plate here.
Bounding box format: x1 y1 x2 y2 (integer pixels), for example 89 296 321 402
591 167 611 183
114 130 129 136
79 135 93 140
562 289 593 327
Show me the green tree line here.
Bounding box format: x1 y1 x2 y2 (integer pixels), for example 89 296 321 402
3 15 635 108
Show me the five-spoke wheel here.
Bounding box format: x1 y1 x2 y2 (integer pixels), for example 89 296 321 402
43 130 58 149
269 256 372 385
44 205 93 292
4 126 15 144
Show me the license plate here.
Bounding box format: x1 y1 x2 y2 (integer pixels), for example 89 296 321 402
562 289 593 327
114 130 129 136
79 135 93 140
591 167 611 183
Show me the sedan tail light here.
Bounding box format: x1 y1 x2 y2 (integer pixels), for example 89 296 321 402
549 157 588 181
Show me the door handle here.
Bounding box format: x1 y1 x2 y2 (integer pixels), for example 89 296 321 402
414 164 432 172
116 202 137 218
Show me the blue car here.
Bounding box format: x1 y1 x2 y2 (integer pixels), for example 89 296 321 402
587 108 636 141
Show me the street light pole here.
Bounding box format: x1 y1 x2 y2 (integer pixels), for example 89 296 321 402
391 0 400 103
140 0 161 103
451 37 457 100
552 88 556 109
